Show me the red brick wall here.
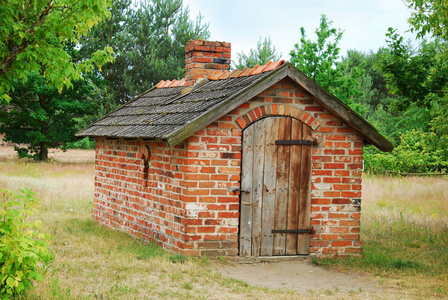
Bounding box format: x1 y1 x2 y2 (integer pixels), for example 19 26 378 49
185 40 231 87
94 139 188 253
93 78 364 258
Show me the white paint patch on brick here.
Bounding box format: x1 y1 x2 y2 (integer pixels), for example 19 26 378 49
186 203 206 218
314 183 331 190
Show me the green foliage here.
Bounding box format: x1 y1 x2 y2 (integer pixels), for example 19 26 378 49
0 0 114 102
0 188 53 298
0 65 97 160
289 14 369 115
169 254 187 264
381 29 447 110
364 129 448 173
65 137 96 150
135 243 165 260
290 14 343 88
340 49 395 115
368 24 448 173
234 36 282 70
79 0 210 105
407 0 448 39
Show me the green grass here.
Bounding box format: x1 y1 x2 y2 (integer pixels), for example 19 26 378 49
313 175 448 298
169 253 187 263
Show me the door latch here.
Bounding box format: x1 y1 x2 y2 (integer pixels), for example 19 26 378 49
230 187 250 193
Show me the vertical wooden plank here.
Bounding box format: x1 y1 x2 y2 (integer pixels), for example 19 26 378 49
260 118 279 256
273 117 291 255
297 124 312 254
239 125 254 257
251 120 266 256
286 119 303 255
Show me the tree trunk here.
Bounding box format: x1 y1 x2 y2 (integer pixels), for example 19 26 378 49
39 142 48 161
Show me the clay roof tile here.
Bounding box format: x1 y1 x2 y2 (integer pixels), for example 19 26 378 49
208 70 223 80
248 64 262 75
229 69 243 78
158 60 285 87
218 70 231 80
238 67 251 77
156 80 166 88
265 60 285 71
170 78 186 87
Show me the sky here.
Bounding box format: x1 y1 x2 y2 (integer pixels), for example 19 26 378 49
182 0 417 62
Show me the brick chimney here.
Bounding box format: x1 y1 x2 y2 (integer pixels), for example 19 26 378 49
185 40 231 87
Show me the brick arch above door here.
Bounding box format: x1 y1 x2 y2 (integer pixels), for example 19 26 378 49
236 104 322 131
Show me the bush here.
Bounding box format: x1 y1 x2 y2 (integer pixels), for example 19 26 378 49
364 129 448 173
64 137 96 150
0 188 53 298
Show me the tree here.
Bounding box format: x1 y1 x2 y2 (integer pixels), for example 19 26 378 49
363 1 448 173
290 14 343 91
341 48 393 110
289 14 368 114
0 0 114 102
406 0 448 39
234 36 282 70
402 0 448 136
0 66 96 161
79 0 210 105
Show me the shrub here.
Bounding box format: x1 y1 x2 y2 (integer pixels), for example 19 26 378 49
0 188 53 298
64 137 96 150
364 129 448 173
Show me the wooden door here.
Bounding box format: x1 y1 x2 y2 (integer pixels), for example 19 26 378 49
239 117 312 257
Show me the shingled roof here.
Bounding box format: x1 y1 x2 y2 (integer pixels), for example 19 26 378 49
77 61 393 152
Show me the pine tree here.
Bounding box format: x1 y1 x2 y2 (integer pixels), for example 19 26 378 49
234 37 281 70
79 0 210 105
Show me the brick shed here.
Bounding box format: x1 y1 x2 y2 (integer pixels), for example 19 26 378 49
77 40 393 258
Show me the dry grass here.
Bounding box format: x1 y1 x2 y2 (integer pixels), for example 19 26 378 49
0 148 307 299
0 146 95 164
328 175 448 298
1 147 446 299
363 175 448 228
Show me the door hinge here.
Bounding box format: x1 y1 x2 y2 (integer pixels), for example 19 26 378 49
275 139 317 146
271 228 315 234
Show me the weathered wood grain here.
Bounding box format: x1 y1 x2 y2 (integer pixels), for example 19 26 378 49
273 117 291 255
297 124 312 254
251 120 266 256
260 118 279 256
286 119 302 255
239 126 254 257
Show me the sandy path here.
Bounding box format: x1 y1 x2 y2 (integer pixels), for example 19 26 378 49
214 258 391 297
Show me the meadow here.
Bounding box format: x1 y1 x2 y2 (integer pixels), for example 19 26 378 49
0 147 447 299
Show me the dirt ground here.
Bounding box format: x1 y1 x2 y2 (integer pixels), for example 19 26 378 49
213 257 390 297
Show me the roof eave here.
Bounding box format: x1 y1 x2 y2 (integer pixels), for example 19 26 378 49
285 64 394 152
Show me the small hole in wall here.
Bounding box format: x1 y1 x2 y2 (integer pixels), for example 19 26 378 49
142 145 151 181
